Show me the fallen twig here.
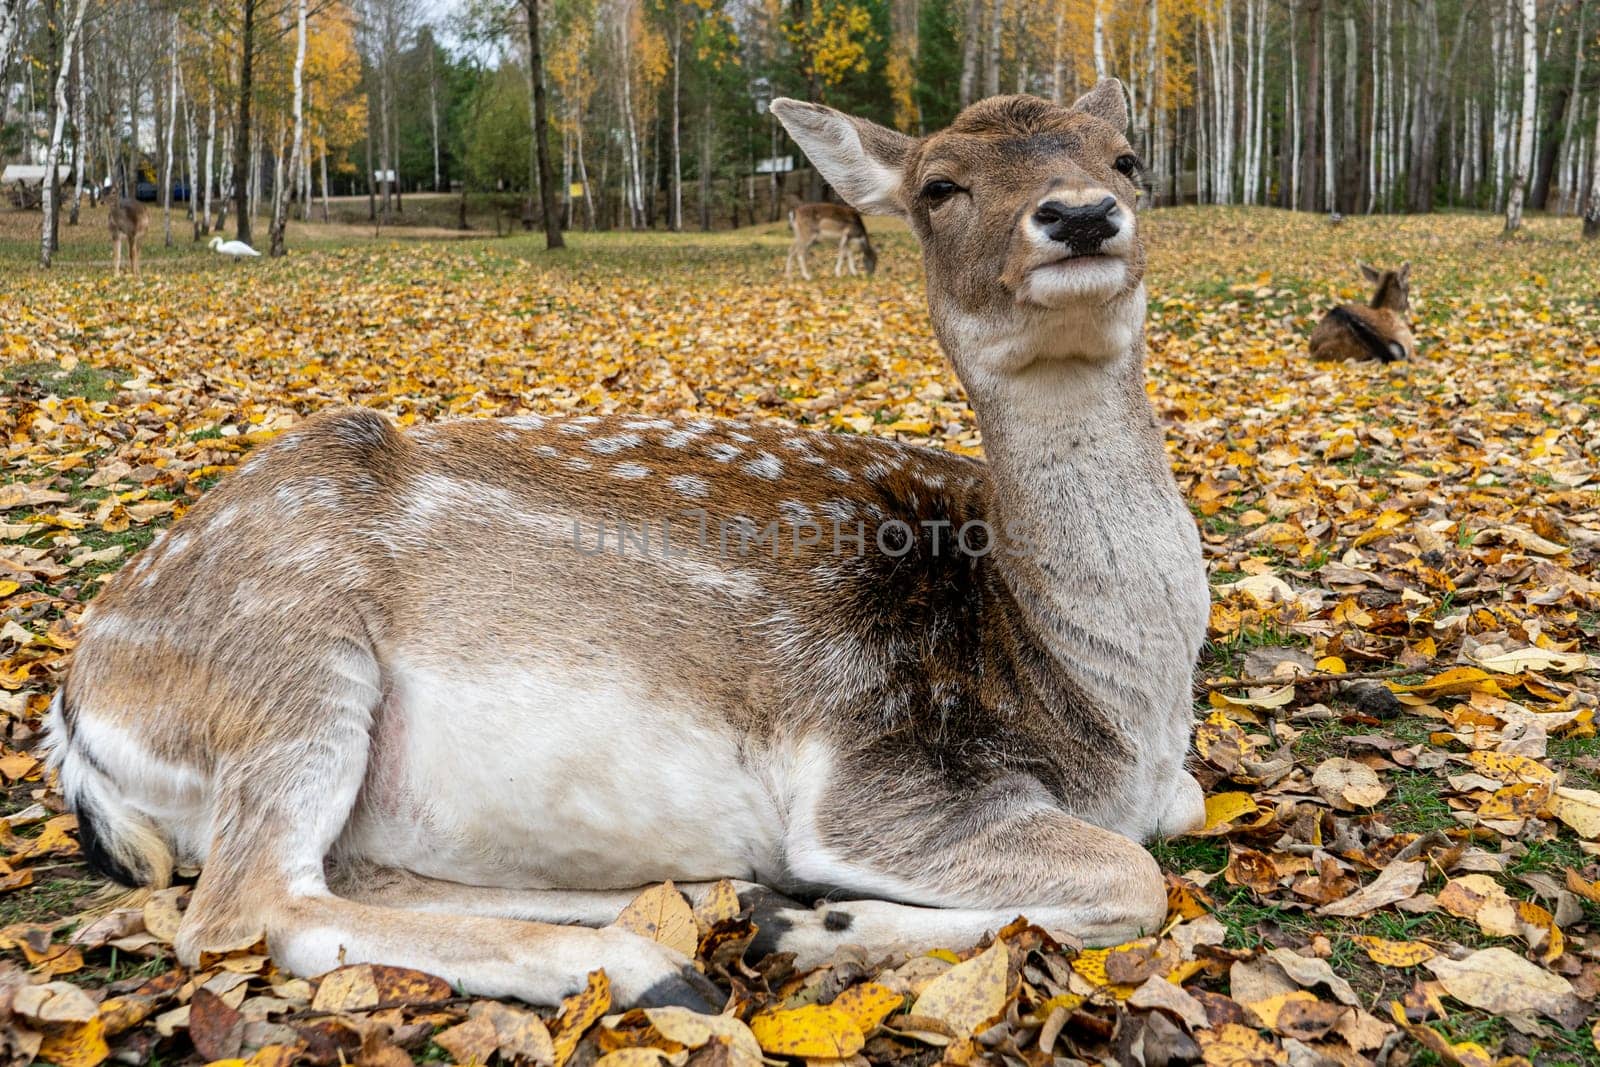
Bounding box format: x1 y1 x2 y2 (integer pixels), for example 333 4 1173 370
1195 667 1421 692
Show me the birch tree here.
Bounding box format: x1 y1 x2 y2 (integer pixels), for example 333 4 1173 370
1585 94 1600 238
40 0 91 268
268 0 307 256
0 0 26 84
1503 0 1536 234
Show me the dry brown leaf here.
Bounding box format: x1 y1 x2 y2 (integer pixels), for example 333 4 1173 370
1317 859 1425 917
613 882 698 956
909 941 1009 1037
1423 947 1581 1019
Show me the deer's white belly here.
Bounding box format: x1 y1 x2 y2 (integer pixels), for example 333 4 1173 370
343 664 783 888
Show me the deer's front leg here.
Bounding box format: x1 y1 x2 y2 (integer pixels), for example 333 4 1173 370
770 742 1168 965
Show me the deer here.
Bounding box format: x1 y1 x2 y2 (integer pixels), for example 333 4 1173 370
109 198 149 277
785 202 877 279
46 80 1209 1012
1309 262 1414 363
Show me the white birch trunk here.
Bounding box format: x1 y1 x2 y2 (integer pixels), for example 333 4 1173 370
269 0 306 255
1585 91 1600 234
1050 0 1065 104
1503 0 1536 233
163 12 178 246
40 0 90 268
204 85 216 232
1093 0 1106 79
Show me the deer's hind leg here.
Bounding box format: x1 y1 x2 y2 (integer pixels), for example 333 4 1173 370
176 670 718 1009
766 739 1169 966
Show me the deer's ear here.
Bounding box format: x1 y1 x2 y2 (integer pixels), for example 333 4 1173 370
771 99 913 217
1359 263 1381 284
1071 78 1129 131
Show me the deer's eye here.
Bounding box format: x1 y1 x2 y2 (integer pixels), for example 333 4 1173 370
1113 154 1142 177
920 179 962 205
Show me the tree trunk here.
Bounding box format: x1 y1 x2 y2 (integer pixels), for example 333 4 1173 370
0 0 27 84
985 0 1002 98
69 32 84 225
162 12 178 247
1504 0 1536 234
576 108 595 229
378 50 392 224
524 0 565 248
1320 3 1333 210
428 47 441 192
1298 0 1321 212
1092 0 1106 79
268 0 306 257
1338 12 1356 212
1049 0 1065 104
670 16 682 231
40 0 89 268
959 0 981 106
233 0 256 244
1585 56 1600 236
182 67 199 240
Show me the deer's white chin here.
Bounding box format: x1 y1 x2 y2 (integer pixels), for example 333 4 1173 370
1017 256 1130 308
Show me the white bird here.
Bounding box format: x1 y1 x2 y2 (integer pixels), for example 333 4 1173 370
209 236 261 258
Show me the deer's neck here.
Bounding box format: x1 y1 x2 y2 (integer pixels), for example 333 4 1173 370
952 289 1207 724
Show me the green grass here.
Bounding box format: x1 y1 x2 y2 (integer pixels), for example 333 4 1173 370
0 360 121 403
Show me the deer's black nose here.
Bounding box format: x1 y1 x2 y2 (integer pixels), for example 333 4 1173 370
1033 197 1120 251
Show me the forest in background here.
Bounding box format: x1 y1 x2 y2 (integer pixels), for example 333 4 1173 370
2 0 1599 259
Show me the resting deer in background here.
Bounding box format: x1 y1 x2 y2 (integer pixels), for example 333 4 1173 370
109 198 148 277
1309 262 1414 363
786 202 877 279
47 80 1208 1011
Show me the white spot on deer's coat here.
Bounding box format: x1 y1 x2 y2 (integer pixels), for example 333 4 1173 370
819 498 857 522
827 467 854 483
668 474 710 499
660 429 701 449
623 419 674 431
778 500 813 524
586 433 642 455
564 457 594 471
862 462 892 482
707 443 743 463
742 453 783 480
535 445 560 459
611 463 652 480
558 423 591 436
730 432 755 444
504 415 548 430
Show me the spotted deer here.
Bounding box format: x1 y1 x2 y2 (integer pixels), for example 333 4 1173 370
1309 262 1414 363
47 81 1208 1011
109 198 149 277
786 202 877 279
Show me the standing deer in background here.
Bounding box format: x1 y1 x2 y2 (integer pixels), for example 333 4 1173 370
1309 262 1414 363
786 202 877 279
48 81 1208 1011
109 198 148 277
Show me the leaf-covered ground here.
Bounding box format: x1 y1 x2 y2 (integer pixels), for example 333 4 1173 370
1 205 1598 1067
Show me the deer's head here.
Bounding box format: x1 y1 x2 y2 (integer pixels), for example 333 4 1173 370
1361 262 1411 314
773 82 1145 374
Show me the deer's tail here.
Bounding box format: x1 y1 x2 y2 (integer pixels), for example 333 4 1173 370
43 690 175 888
